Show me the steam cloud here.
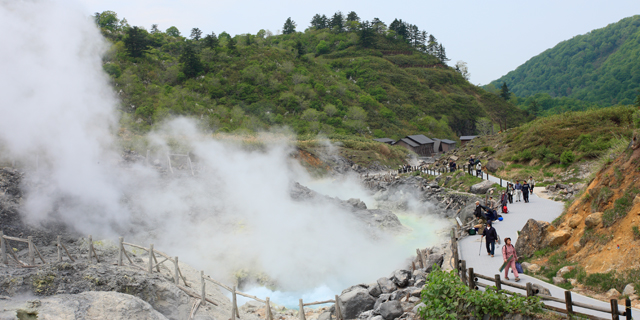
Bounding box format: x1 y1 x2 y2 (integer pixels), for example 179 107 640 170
0 0 449 298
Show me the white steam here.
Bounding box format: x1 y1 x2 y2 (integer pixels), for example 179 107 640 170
0 0 449 300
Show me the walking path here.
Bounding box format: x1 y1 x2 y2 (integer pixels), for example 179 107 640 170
426 169 638 318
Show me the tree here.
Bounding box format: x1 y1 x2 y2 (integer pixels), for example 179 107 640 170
295 40 304 57
426 35 438 55
358 20 374 48
310 14 328 29
346 11 359 22
371 18 386 34
475 118 493 135
330 12 344 33
455 61 470 80
150 24 159 34
529 100 539 116
180 42 203 79
316 40 329 54
324 104 337 117
635 92 640 108
227 37 236 51
190 28 202 40
436 44 449 62
124 26 149 58
283 17 296 34
94 11 120 31
166 26 181 37
204 32 219 49
500 82 511 101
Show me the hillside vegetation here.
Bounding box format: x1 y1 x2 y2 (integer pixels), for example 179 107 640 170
95 11 529 141
489 15 640 114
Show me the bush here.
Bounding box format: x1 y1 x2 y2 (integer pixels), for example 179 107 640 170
560 150 575 164
481 146 495 153
545 153 559 164
632 225 640 240
520 150 533 161
418 266 543 320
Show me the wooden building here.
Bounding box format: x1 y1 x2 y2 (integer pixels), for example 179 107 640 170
460 136 478 146
395 135 435 157
373 138 395 145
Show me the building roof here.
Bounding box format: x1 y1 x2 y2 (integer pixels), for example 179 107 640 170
406 134 434 145
460 136 478 141
373 138 395 143
440 139 457 144
398 138 420 148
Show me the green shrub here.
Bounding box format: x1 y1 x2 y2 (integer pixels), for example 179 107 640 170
481 146 495 153
520 150 533 161
602 188 640 227
418 266 543 320
632 225 640 240
545 153 559 164
560 150 575 164
534 146 550 160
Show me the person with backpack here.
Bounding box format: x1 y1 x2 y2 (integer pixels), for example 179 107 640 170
514 181 522 202
482 222 498 257
506 183 514 204
449 159 457 172
500 191 508 213
475 161 482 177
522 180 531 203
502 237 520 281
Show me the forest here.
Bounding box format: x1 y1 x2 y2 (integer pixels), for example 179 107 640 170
94 10 529 140
489 15 640 114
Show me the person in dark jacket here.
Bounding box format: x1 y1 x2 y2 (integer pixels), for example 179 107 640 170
449 159 457 172
482 222 498 257
522 180 530 203
468 156 475 175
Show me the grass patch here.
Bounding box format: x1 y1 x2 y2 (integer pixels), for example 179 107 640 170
579 228 612 246
633 225 640 240
577 268 640 293
590 186 613 212
602 188 640 227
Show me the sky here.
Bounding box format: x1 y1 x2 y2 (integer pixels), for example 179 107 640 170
77 0 640 85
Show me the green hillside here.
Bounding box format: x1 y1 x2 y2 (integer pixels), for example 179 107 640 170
489 15 640 112
96 11 529 141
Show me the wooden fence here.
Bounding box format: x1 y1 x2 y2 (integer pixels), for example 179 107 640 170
1 232 344 320
450 230 633 320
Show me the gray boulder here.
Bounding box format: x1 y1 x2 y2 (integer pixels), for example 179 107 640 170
623 284 636 296
377 277 398 294
515 219 550 258
338 287 376 319
470 180 494 194
379 301 403 320
390 289 407 301
424 254 444 273
532 283 551 296
485 159 505 173
368 283 382 298
347 198 368 210
459 203 477 223
390 269 412 288
411 302 425 314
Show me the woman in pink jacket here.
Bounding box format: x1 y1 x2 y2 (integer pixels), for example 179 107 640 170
502 237 520 281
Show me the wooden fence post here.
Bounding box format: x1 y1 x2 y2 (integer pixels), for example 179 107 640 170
335 295 343 320
526 283 533 297
57 236 62 262
266 297 273 320
460 260 467 285
148 244 154 273
174 256 180 285
1 231 7 265
625 298 632 320
500 178 502 187
118 237 123 266
231 285 238 319
564 291 573 316
201 271 207 306
88 235 93 263
494 274 502 291
28 236 35 266
299 299 306 320
610 299 619 320
468 268 475 290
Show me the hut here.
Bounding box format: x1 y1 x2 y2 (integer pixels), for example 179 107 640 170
395 135 435 156
373 138 395 145
460 136 478 146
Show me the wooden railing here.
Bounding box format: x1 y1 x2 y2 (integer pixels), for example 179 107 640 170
450 230 633 320
1 232 344 320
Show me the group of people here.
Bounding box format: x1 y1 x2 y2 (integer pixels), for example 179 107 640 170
504 177 536 203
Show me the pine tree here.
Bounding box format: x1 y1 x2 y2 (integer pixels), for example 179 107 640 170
371 18 386 34
359 20 374 48
310 14 323 29
529 100 539 116
204 32 218 49
190 28 202 40
283 17 296 34
331 12 344 33
426 35 438 55
227 37 236 51
124 26 149 58
150 24 159 34
437 44 449 62
500 82 511 101
346 11 359 22
180 42 203 78
296 40 304 57
320 15 329 29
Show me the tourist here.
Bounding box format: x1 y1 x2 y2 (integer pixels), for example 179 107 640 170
476 161 482 177
514 180 522 202
506 183 514 203
522 180 530 203
500 191 508 213
482 222 498 257
502 238 520 281
528 176 536 194
449 159 457 172
468 156 475 175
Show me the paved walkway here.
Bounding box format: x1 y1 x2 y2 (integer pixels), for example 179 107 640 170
426 169 638 318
